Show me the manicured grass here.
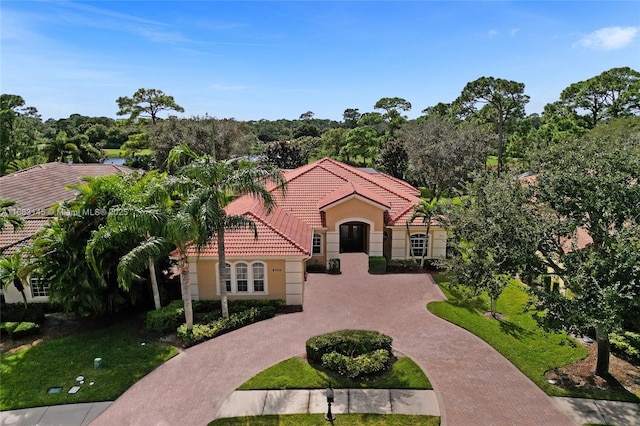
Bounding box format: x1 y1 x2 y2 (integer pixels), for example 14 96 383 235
0 324 178 410
103 148 153 158
209 414 440 425
428 277 639 402
238 356 431 390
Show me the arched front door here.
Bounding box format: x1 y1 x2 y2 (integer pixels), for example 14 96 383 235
339 221 368 253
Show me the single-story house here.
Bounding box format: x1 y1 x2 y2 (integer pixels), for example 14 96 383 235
0 162 134 304
185 158 446 307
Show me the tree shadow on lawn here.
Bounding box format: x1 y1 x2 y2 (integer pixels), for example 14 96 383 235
497 319 533 340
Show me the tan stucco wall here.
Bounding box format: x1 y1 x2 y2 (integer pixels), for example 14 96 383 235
323 197 385 232
196 258 288 301
2 284 49 304
389 226 447 260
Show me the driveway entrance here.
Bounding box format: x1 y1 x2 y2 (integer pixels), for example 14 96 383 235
94 253 576 426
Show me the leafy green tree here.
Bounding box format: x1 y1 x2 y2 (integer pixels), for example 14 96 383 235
1 94 42 176
342 108 361 129
444 174 545 316
168 144 286 319
379 139 408 180
150 117 256 168
420 102 456 120
455 77 529 176
559 67 640 128
374 97 412 137
40 131 103 163
116 88 185 125
402 116 489 200
344 126 382 166
299 111 315 121
408 198 444 267
0 199 24 233
529 129 640 375
321 127 348 159
262 140 309 169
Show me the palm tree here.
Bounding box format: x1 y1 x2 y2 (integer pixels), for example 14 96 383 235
168 144 286 319
408 198 442 267
0 251 36 307
0 198 24 233
86 172 173 310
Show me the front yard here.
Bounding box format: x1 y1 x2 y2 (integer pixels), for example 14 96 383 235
0 321 178 410
427 275 640 402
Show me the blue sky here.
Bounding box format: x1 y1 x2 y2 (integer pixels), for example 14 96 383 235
2 1 639 121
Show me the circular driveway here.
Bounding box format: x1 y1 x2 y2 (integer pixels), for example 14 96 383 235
93 254 576 425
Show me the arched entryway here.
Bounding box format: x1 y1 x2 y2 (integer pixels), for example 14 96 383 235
339 221 369 253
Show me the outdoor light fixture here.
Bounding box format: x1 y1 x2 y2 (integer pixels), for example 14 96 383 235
325 386 336 423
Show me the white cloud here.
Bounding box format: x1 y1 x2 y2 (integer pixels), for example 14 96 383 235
576 26 638 50
488 29 499 38
510 28 520 37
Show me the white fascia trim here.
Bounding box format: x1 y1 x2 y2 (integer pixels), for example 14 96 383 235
319 194 388 212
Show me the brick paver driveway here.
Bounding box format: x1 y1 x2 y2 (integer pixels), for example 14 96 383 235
93 253 575 425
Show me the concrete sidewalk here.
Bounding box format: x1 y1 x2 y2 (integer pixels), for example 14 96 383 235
1 395 639 425
0 401 112 426
215 389 440 419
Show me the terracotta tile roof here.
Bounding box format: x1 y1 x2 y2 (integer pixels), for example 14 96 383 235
187 198 312 257
318 182 390 210
0 162 135 217
0 218 49 254
185 158 423 258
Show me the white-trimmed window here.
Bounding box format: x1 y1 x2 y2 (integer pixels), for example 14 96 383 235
410 233 429 258
224 263 232 292
236 263 248 292
312 234 322 254
219 261 268 294
252 263 265 292
30 277 49 297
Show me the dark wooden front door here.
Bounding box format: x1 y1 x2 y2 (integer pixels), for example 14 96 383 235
340 223 365 252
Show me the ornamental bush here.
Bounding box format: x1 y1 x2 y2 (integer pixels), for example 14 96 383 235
0 321 40 339
321 348 391 378
368 256 387 274
611 331 640 363
305 330 393 364
177 305 277 347
0 303 46 324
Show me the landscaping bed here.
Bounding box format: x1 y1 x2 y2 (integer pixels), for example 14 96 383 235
209 413 440 425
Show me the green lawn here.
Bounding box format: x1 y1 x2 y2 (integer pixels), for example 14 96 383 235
209 414 440 425
103 148 153 158
428 276 639 402
0 324 178 410
239 356 431 390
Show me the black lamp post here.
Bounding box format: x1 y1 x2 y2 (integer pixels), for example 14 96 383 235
325 386 336 423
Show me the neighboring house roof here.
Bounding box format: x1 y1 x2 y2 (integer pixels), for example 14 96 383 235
0 218 50 255
0 162 135 217
191 158 426 258
0 162 136 254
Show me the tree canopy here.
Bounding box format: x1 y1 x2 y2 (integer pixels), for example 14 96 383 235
116 88 185 124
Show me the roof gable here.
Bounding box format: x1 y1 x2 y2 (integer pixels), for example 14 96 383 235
318 182 390 210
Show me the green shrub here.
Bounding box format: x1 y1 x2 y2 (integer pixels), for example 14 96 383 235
177 306 277 347
368 256 387 274
328 258 341 273
146 301 184 334
305 330 393 364
0 321 40 339
321 349 391 379
306 263 327 273
386 259 421 273
611 331 640 363
0 303 46 324
146 299 285 334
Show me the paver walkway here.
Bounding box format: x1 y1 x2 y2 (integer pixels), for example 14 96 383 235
93 253 579 425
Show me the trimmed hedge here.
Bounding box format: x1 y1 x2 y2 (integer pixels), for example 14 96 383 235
386 259 421 273
146 299 285 334
0 321 40 339
368 256 387 274
306 263 327 273
177 306 277 347
306 330 393 364
322 348 391 379
0 303 46 324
